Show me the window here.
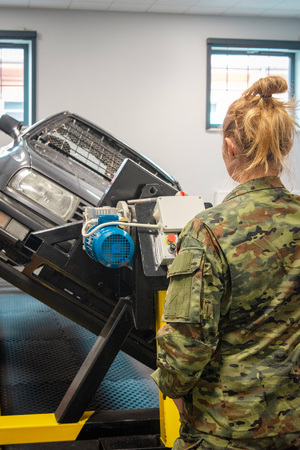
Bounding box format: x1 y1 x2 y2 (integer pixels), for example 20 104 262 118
206 39 300 130
0 31 36 127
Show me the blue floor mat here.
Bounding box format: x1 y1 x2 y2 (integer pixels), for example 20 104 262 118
0 291 159 415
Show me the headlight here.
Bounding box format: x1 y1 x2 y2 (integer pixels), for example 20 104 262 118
8 169 78 221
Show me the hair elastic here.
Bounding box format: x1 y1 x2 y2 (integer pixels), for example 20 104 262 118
260 94 272 98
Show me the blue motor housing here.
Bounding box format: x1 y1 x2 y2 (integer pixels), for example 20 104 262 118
84 214 134 268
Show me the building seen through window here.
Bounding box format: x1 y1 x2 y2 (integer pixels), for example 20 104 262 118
0 31 36 127
0 48 24 122
207 39 300 129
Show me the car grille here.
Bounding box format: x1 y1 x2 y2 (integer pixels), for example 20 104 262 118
31 116 126 181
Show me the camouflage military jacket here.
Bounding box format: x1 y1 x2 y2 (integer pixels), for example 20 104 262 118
152 177 300 443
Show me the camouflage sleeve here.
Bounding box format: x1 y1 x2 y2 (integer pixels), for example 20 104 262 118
152 218 229 399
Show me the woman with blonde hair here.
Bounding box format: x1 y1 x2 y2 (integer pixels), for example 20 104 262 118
152 76 300 449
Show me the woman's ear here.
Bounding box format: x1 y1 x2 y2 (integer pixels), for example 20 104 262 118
225 136 236 157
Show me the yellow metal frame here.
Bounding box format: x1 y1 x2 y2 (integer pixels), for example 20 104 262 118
0 411 93 445
155 290 180 448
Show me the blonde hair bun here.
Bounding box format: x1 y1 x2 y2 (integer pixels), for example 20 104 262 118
242 76 288 100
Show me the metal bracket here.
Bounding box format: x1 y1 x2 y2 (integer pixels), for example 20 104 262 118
55 296 134 424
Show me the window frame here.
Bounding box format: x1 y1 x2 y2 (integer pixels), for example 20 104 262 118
206 38 300 130
0 30 36 127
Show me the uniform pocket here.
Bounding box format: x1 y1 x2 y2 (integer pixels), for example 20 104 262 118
163 248 203 323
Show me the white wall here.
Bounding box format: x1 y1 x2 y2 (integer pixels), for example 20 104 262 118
0 8 299 203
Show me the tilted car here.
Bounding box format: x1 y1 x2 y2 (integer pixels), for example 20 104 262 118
0 111 180 265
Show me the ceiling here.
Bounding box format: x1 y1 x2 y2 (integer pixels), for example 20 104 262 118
0 0 300 18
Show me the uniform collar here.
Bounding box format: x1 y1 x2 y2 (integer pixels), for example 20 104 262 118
223 177 284 203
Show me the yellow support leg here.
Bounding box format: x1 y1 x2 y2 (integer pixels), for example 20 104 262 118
0 411 93 445
155 290 180 448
